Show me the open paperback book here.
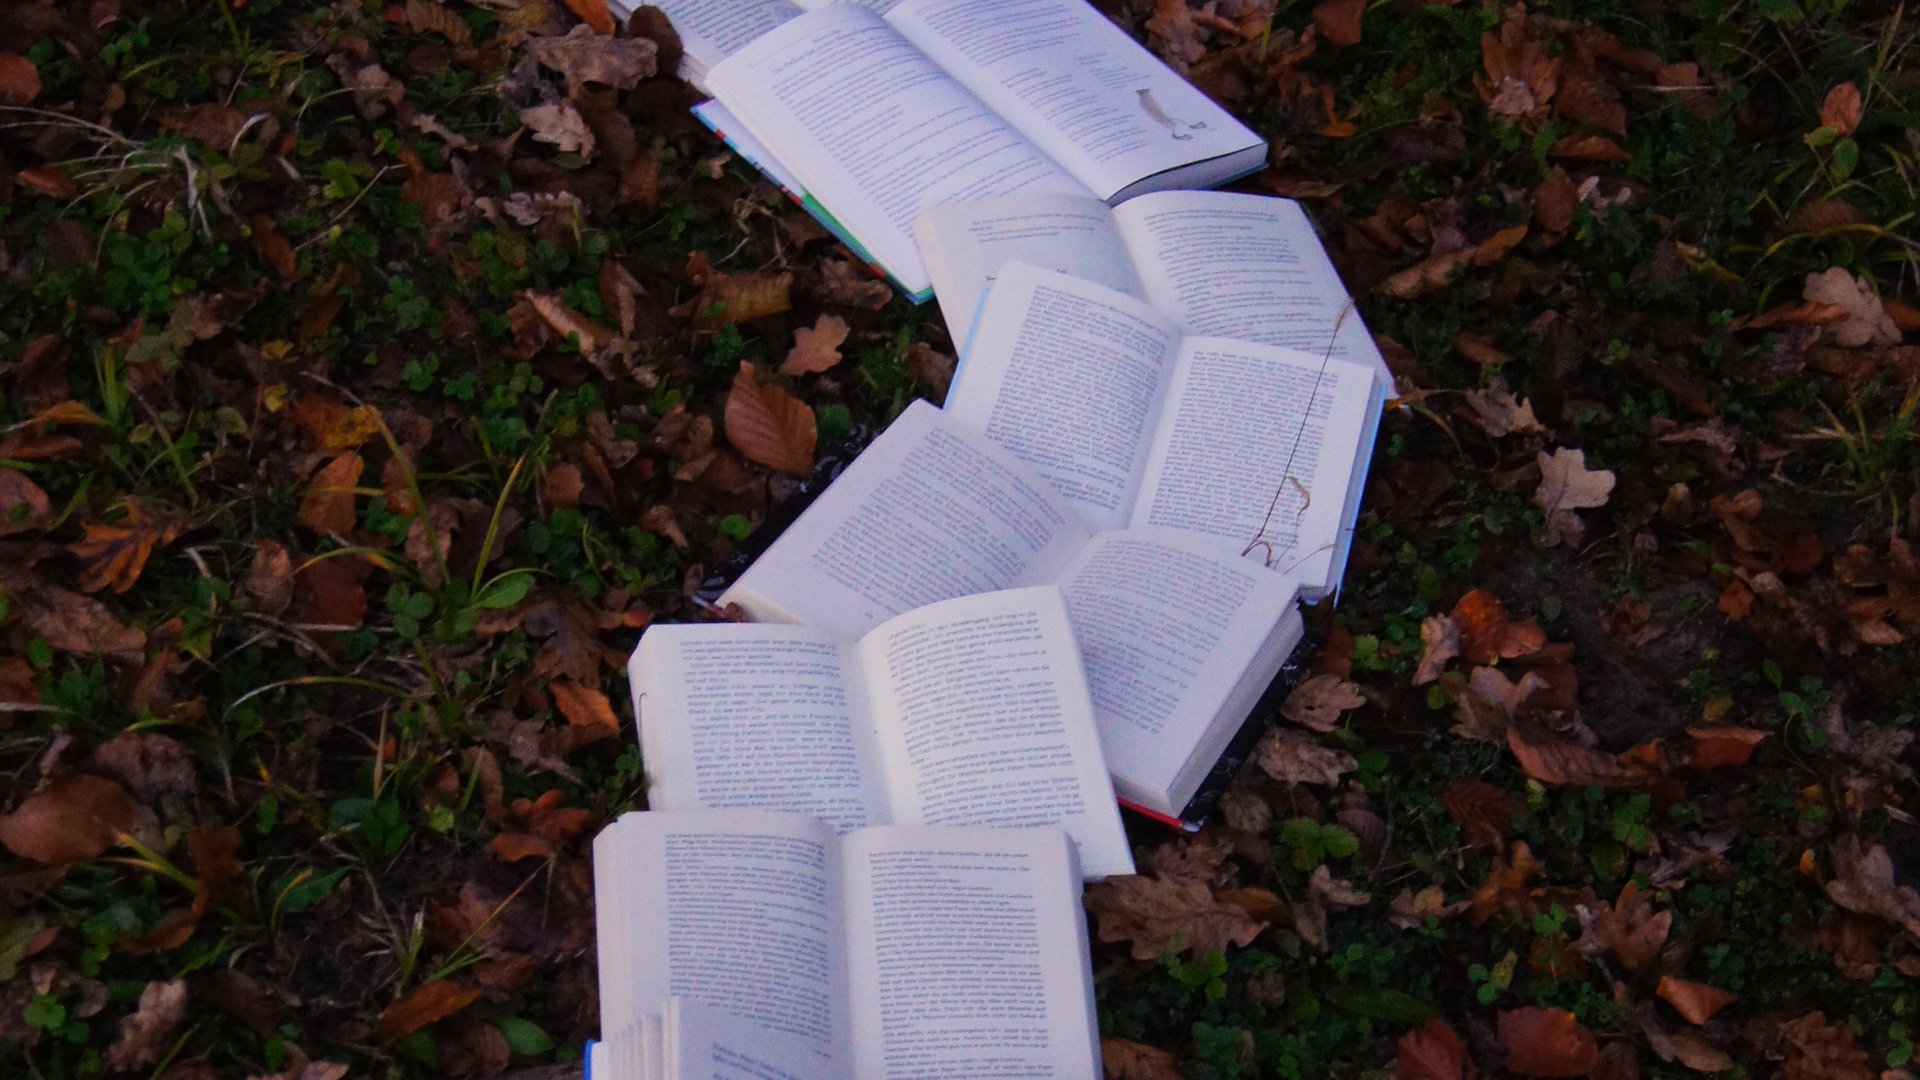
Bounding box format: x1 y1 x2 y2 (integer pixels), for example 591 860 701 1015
629 584 1134 878
916 189 1391 387
617 0 1264 298
718 401 1305 818
592 811 1104 1079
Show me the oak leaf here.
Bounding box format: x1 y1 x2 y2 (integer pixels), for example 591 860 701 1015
1281 673 1365 732
1819 82 1862 136
1295 864 1370 950
378 980 481 1043
1578 882 1671 970
726 363 816 476
297 453 365 535
1496 1007 1598 1077
1397 1017 1473 1080
1823 834 1920 945
0 53 39 103
1802 267 1900 348
527 25 656 94
0 467 52 535
1463 388 1544 437
519 101 596 157
1655 976 1735 1025
1254 729 1357 787
0 774 145 864
1103 1039 1184 1080
779 314 851 376
1535 448 1614 512
104 980 190 1072
88 731 197 802
1685 725 1767 769
1779 1011 1874 1080
67 498 184 593
1085 874 1267 960
1413 614 1460 684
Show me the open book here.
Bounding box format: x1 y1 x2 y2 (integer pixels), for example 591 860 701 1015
629 585 1134 878
624 0 1265 298
916 190 1390 385
718 401 1306 817
592 811 1104 1079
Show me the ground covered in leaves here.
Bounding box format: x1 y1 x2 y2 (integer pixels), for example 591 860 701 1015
0 0 1917 1077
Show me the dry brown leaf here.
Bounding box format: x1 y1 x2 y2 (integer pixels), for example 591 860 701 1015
1666 1029 1734 1073
1655 975 1735 1024
1548 133 1632 161
297 453 364 535
378 980 482 1043
1442 779 1518 850
0 567 148 658
519 101 595 157
1716 578 1753 620
525 291 615 353
0 53 40 103
1254 729 1357 787
405 0 471 44
1468 841 1545 925
1085 874 1267 960
1820 82 1862 136
67 498 184 594
559 0 616 34
1478 15 1560 125
725 362 816 476
189 824 244 918
779 314 851 376
696 269 794 326
17 166 78 198
1802 267 1900 347
1686 725 1767 769
1295 863 1370 949
1779 1011 1875 1080
292 392 382 452
1824 835 1920 945
1454 332 1511 367
1496 1007 1598 1077
1464 388 1544 437
1536 447 1614 514
1398 1017 1473 1080
1281 673 1365 732
1311 0 1364 46
1376 249 1475 300
1413 614 1460 684
243 540 294 616
1578 882 1671 970
1103 1038 1185 1080
1509 726 1645 788
1388 885 1468 929
1451 590 1547 665
527 25 656 94
1473 225 1529 266
104 980 190 1072
1534 168 1579 233
549 679 619 744
543 463 585 509
88 731 197 803
0 467 52 536
0 774 144 864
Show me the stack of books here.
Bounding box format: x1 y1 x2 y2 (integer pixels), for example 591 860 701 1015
589 1 1392 1076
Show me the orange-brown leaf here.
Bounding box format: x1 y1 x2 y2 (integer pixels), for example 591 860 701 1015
67 499 183 594
559 0 616 35
291 394 384 453
188 824 244 918
549 678 619 743
1311 0 1364 46
1509 727 1646 788
1398 1017 1472 1080
1686 726 1768 770
1376 249 1475 300
377 980 481 1043
1497 1007 1599 1077
1656 976 1736 1025
1820 82 1862 136
297 453 365 535
1443 780 1519 850
0 774 143 864
17 166 77 198
0 52 40 104
725 362 816 476
1717 578 1753 620
0 467 52 536
779 314 851 376
248 213 299 278
1103 1038 1185 1080
1451 589 1546 665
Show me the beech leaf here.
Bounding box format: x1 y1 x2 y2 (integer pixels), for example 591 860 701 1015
1496 1007 1599 1077
0 53 39 104
297 453 365 535
1397 1017 1472 1080
0 774 144 864
378 980 481 1043
725 362 817 476
1685 725 1768 769
1819 82 1862 136
1655 975 1736 1025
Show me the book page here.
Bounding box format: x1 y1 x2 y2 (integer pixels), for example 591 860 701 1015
1117 191 1391 384
944 263 1181 531
859 586 1132 878
633 626 888 834
622 0 802 77
595 812 849 1063
1132 339 1379 594
720 401 1090 640
913 193 1143 353
665 998 838 1080
1047 529 1299 809
888 0 1261 200
842 826 1102 1079
708 5 1090 297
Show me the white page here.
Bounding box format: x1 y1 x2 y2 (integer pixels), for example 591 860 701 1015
943 263 1181 531
858 586 1132 878
599 811 850 1063
841 826 1101 1079
1117 191 1391 386
797 0 909 11
720 400 1090 640
1042 529 1298 810
888 0 1261 200
708 5 1090 297
632 627 888 834
914 193 1144 354
1132 338 1378 595
619 0 803 79
666 998 840 1080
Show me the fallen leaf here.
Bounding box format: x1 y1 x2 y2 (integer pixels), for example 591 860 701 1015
1103 1038 1184 1080
1398 1017 1472 1080
188 825 244 918
1667 1029 1734 1073
244 540 295 615
519 101 595 157
292 393 382 452
1578 881 1671 970
558 0 616 34
1413 614 1461 684
1477 14 1559 126
1802 267 1900 347
1255 729 1357 787
0 568 148 658
1535 448 1614 512
1311 0 1364 46
1389 885 1468 929
1534 168 1579 233
525 291 615 353
1820 82 1862 137
1295 863 1370 949
67 499 184 593
694 268 793 326
549 679 619 744
1281 673 1365 732
1509 726 1646 788
543 463 585 509
1454 332 1511 367
1548 132 1632 161
0 468 52 535
725 362 816 476
1472 225 1530 266
1717 578 1753 620
0 53 40 104
1824 834 1920 946
1085 874 1267 960
1451 590 1547 665
296 453 364 535
17 166 78 198
1468 842 1545 925
1655 975 1735 1024
247 213 299 278
378 980 481 1043
87 732 197 802
1463 388 1544 437
1376 249 1475 300
527 25 656 94
1442 780 1519 849
405 0 472 45
1686 726 1767 769
779 314 851 376
1497 1007 1598 1077
104 980 190 1072
0 775 144 864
